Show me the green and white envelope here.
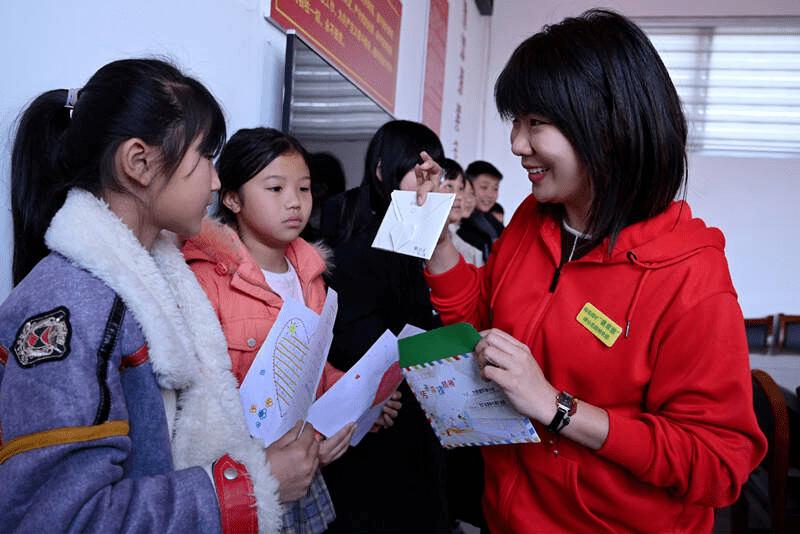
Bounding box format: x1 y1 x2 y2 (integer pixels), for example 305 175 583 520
399 323 540 448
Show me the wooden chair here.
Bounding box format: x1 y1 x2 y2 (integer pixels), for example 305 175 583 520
731 369 799 533
745 316 775 354
776 314 800 354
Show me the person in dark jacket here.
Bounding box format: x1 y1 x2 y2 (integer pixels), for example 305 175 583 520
456 177 491 262
466 160 505 239
457 161 505 264
317 120 452 533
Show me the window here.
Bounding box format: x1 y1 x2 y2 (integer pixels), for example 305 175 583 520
640 18 800 157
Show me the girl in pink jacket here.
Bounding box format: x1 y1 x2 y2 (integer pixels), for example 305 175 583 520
183 128 398 534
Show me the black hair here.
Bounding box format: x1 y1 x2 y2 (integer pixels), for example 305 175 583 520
494 8 687 251
11 58 226 284
362 120 445 213
324 120 445 245
465 160 502 182
443 158 464 183
489 203 504 216
309 152 346 203
214 127 311 226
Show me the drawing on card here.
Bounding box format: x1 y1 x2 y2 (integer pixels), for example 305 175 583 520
249 395 276 430
273 318 312 417
240 292 337 446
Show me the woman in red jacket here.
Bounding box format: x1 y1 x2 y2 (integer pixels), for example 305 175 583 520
422 9 767 533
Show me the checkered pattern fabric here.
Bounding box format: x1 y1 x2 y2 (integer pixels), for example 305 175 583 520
279 469 335 534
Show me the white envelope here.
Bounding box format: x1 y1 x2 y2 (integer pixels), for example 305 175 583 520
372 191 455 260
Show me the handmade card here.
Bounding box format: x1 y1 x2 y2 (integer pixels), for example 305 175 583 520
306 324 425 445
307 329 404 445
239 289 337 446
399 323 540 448
372 190 454 260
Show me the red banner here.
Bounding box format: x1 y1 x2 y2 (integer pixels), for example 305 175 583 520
422 0 449 135
270 0 402 113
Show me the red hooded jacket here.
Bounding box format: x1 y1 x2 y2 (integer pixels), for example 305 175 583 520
427 196 766 533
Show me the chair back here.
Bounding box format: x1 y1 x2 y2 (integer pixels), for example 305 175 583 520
757 370 791 529
777 314 800 354
745 316 775 353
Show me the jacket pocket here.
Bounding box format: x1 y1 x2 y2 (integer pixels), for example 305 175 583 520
220 318 267 385
492 444 618 533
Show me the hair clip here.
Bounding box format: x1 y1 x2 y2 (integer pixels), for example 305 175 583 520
65 88 80 115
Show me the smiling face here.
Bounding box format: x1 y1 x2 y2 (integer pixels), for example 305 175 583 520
150 135 220 238
224 150 312 252
472 173 500 213
510 113 593 232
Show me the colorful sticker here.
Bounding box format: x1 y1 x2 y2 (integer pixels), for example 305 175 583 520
576 302 622 347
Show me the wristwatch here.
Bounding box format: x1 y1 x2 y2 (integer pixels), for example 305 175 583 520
546 391 578 433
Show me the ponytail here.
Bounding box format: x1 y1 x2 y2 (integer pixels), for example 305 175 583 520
10 58 226 285
11 89 74 285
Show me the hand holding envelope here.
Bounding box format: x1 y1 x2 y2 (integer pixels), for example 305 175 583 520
412 150 443 204
372 191 455 260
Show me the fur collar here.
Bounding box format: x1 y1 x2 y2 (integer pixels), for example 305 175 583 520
46 189 200 388
184 217 333 279
45 189 281 534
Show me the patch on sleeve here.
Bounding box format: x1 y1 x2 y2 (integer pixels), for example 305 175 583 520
12 306 72 368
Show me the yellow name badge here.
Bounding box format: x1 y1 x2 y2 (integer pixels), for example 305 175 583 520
576 303 622 347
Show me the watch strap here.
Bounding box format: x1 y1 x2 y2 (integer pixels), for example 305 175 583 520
546 391 577 433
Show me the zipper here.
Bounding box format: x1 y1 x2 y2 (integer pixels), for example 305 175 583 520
549 261 565 292
94 295 126 425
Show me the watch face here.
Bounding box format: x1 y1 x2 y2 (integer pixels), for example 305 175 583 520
557 392 573 408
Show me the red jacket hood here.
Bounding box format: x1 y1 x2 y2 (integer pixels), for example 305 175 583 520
605 201 725 268
527 199 726 269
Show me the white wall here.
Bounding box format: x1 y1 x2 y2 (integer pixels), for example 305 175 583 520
2 0 799 320
0 0 429 300
686 155 800 316
0 0 290 299
478 0 800 318
438 0 491 163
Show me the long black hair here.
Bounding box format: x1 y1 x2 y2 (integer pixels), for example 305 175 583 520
11 58 226 284
363 120 445 213
214 127 311 227
323 120 444 245
495 9 687 251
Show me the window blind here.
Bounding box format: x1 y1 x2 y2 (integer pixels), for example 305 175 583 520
283 32 392 140
640 18 800 157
